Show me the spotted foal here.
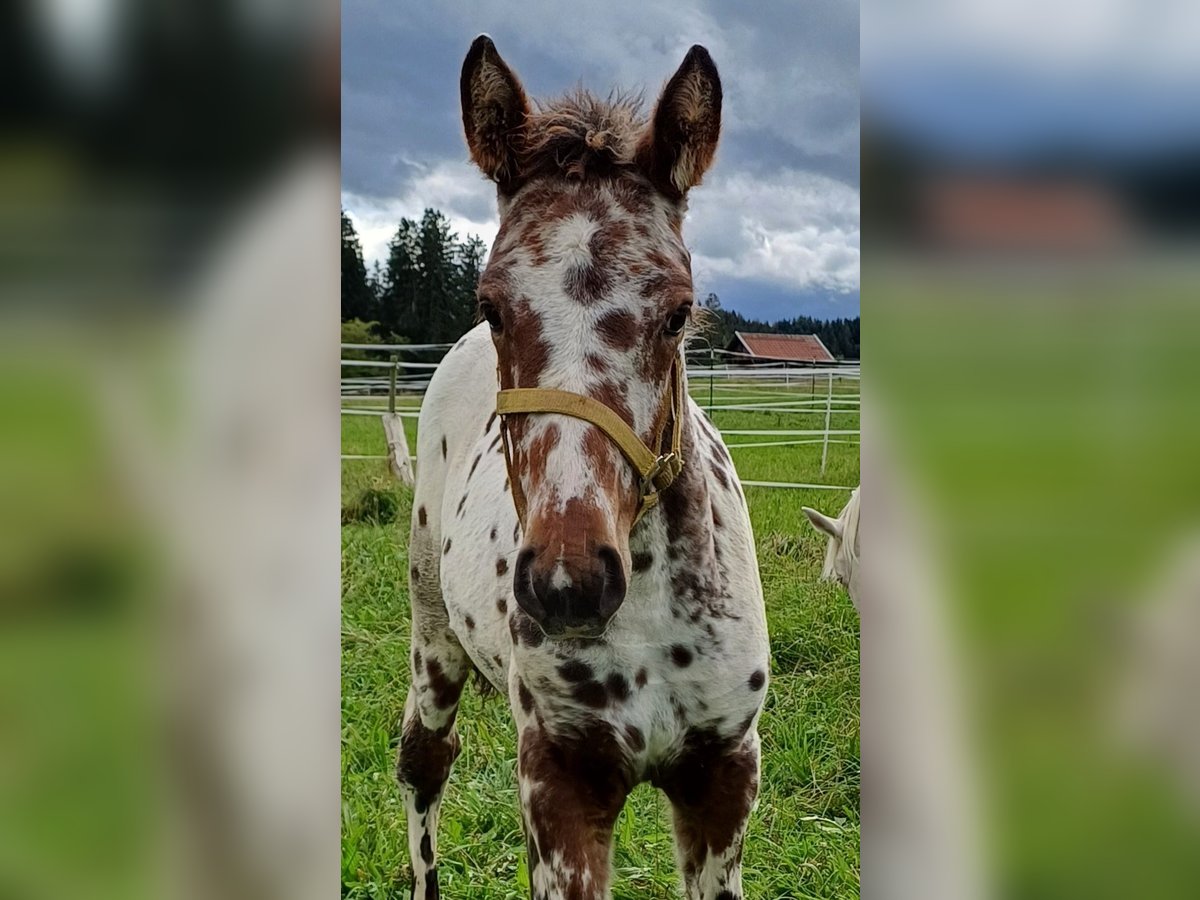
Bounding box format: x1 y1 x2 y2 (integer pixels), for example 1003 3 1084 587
398 36 769 900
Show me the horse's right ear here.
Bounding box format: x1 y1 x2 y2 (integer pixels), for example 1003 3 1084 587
803 507 843 540
460 35 529 192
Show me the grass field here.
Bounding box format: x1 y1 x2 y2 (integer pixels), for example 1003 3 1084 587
341 380 861 899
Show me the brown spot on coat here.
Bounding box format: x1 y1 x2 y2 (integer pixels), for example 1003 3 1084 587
418 506 427 527
420 832 433 865
606 672 630 702
572 681 609 708
558 660 593 683
397 715 461 815
510 613 545 648
424 659 466 711
632 552 653 573
748 670 765 691
710 458 730 489
517 678 534 713
596 309 639 351
670 644 694 667
496 558 509 576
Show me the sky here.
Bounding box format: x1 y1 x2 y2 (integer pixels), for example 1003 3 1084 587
341 1 860 323
861 0 1200 162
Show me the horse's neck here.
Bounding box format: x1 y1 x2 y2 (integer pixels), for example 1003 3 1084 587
632 403 718 576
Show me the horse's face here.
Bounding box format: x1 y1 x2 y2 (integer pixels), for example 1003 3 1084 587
479 179 692 635
461 37 722 637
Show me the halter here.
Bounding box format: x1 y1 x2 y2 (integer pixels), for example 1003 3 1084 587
496 357 686 529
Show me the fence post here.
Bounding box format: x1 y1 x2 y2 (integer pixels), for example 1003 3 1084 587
388 353 398 414
820 371 833 474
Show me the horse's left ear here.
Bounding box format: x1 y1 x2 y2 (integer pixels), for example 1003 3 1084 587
636 45 723 200
460 35 530 193
803 507 843 540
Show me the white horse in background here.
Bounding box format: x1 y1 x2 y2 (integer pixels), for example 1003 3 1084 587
803 487 861 608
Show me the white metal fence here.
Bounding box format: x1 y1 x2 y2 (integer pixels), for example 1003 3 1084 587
341 341 859 493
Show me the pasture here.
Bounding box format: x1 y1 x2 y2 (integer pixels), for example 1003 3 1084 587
341 374 861 899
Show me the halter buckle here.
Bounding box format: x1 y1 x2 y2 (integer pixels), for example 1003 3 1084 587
639 451 683 497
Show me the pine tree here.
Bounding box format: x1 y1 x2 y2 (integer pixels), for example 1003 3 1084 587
340 210 377 323
416 209 458 342
379 218 420 342
454 235 488 337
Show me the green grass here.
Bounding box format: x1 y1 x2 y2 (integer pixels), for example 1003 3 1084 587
341 382 860 899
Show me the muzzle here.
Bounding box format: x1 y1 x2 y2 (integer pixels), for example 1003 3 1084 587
495 357 686 528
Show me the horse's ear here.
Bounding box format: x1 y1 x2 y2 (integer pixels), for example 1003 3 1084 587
637 45 722 200
803 507 843 540
460 35 530 192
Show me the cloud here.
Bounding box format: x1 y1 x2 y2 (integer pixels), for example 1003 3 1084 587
343 161 499 267
687 170 860 294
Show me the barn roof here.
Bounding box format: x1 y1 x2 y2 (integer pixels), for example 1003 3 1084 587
731 331 835 363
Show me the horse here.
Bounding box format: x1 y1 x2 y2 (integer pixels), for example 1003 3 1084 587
399 36 769 900
803 487 861 608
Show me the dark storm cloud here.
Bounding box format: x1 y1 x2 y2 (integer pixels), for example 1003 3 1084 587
341 0 859 319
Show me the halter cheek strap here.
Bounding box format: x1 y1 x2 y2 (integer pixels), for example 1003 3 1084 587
496 358 686 528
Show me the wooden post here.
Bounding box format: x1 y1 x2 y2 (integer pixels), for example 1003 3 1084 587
382 413 415 487
383 353 414 486
820 371 833 475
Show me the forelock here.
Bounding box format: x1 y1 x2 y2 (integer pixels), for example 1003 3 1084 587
517 90 647 182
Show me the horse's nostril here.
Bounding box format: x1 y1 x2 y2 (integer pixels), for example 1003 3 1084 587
596 544 627 619
513 547 542 618
513 542 626 636
515 546 536 579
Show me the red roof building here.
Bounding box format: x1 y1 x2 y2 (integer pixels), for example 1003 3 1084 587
727 331 835 363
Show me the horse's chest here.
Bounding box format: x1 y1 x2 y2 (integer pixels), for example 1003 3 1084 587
517 627 768 773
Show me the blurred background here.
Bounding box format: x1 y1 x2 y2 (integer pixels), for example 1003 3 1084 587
863 0 1200 898
0 1 339 899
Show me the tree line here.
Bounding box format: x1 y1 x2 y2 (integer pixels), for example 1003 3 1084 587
341 208 485 345
342 210 859 359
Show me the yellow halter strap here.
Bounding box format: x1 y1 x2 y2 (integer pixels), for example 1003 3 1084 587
496 358 686 529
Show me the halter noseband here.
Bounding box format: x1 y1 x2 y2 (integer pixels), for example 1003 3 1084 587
495 358 686 529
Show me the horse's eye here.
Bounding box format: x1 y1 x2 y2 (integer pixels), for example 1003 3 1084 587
663 305 691 337
480 300 503 334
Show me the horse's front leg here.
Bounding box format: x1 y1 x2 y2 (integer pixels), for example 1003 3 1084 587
513 701 631 900
659 728 761 900
396 547 471 900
